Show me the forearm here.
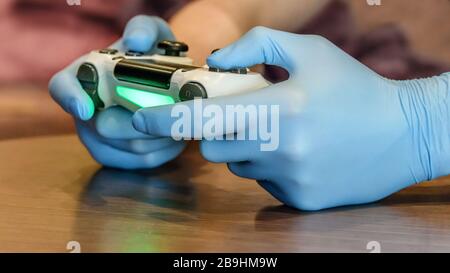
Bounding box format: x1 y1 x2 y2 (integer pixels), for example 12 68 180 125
169 0 330 64
398 72 450 181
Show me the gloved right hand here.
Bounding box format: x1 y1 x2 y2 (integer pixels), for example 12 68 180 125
131 27 450 210
49 15 186 169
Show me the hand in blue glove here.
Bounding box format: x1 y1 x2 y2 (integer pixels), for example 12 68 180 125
131 27 450 210
49 16 186 169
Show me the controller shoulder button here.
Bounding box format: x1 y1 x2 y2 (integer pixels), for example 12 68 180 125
231 68 248 74
208 67 227 72
208 67 248 74
125 50 144 57
99 48 118 55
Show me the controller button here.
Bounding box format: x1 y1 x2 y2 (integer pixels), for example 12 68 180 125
231 68 248 74
99 48 118 55
208 67 227 72
179 82 207 101
125 50 144 57
157 40 189 56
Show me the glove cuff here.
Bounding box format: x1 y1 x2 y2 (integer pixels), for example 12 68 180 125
397 72 450 181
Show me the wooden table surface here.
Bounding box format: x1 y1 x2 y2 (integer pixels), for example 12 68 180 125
1 135 450 253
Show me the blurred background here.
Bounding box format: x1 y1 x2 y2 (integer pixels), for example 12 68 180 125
0 0 448 140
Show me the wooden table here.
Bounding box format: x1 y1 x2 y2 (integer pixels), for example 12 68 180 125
1 135 450 253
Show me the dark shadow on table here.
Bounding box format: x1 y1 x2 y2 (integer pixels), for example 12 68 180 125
254 183 450 233
81 162 201 212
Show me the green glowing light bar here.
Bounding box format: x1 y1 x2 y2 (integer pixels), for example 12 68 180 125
116 86 175 108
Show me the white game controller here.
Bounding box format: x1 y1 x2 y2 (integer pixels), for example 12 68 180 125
77 40 270 112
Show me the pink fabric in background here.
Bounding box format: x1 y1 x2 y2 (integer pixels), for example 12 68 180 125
0 0 447 84
266 0 449 82
0 0 188 84
0 0 119 83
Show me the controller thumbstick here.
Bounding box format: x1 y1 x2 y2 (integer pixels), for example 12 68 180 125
157 40 189 56
179 82 207 101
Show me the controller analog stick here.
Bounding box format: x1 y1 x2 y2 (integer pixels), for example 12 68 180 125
157 40 189 56
179 82 207 101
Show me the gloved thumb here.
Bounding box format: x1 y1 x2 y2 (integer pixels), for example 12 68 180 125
207 26 300 73
48 59 95 121
122 15 175 53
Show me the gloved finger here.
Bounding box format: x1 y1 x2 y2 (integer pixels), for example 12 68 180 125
105 137 183 155
48 63 95 121
227 162 272 181
131 87 276 139
79 116 182 154
76 120 186 169
95 106 161 139
122 15 175 53
132 82 296 140
200 138 260 163
207 26 319 73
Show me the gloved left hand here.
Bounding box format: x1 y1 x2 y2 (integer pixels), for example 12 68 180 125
49 16 186 169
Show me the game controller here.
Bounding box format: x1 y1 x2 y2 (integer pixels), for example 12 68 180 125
76 40 270 112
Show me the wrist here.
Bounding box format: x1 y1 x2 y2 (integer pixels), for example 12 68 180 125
397 72 450 181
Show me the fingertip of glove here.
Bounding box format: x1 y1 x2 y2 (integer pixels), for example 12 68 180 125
207 55 225 70
207 48 235 70
124 28 154 52
68 98 94 121
132 111 146 133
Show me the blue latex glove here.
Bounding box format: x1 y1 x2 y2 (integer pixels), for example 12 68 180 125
132 27 450 210
49 16 186 169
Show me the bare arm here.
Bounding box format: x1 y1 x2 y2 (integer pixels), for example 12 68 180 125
169 0 330 64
